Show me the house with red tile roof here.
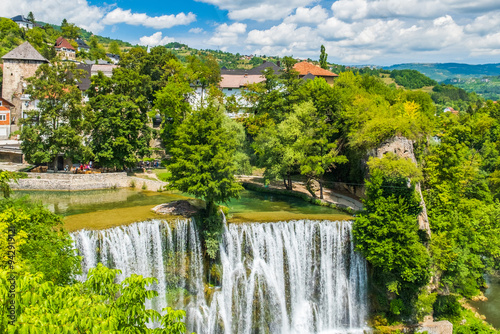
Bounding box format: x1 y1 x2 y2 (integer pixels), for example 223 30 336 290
293 61 338 86
0 97 14 139
54 37 76 60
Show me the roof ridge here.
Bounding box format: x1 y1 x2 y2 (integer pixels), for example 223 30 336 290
2 42 48 62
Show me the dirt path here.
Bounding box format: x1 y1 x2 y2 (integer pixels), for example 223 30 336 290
238 175 363 211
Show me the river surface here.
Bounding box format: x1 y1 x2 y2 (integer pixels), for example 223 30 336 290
469 277 500 329
14 188 351 231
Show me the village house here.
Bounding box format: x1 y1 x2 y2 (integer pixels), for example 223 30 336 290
0 97 14 139
293 61 338 86
10 15 33 29
217 61 281 116
54 37 76 60
75 38 90 52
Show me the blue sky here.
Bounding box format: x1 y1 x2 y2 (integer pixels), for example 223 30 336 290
2 0 500 65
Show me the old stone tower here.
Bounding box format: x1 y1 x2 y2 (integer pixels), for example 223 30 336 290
1 42 48 133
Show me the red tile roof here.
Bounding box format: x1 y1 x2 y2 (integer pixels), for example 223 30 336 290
293 61 338 77
55 37 75 51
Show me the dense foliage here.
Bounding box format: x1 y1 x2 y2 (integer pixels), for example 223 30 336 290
390 69 437 89
20 62 90 168
0 174 189 333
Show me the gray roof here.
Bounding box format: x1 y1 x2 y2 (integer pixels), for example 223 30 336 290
75 64 92 91
11 15 30 23
302 73 316 81
2 42 48 62
75 38 90 49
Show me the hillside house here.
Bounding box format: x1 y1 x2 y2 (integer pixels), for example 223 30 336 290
293 61 338 86
54 37 76 60
75 38 90 52
10 15 33 29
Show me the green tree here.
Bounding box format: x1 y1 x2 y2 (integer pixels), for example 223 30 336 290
88 35 107 60
291 101 348 198
20 62 89 169
108 40 121 56
154 76 193 153
61 22 80 40
353 167 430 319
167 101 243 257
319 44 328 69
86 70 153 169
26 12 35 24
0 264 189 333
253 115 302 190
187 54 221 105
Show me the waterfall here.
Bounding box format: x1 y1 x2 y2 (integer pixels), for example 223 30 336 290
72 219 368 334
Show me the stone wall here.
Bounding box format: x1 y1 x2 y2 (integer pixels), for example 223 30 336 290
11 172 128 191
9 172 168 191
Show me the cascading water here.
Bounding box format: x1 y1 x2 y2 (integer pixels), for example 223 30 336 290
72 219 368 334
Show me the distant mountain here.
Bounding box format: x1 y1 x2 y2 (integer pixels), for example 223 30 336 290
383 63 500 82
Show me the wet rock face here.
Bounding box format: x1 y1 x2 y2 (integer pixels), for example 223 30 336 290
152 200 201 217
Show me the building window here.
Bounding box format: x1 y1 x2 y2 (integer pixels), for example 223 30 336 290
0 115 6 121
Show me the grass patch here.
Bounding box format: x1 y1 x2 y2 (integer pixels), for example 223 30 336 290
153 169 171 182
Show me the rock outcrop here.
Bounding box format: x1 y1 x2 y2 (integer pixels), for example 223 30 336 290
152 200 201 217
373 136 431 235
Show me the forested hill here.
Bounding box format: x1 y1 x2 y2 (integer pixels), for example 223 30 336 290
384 63 500 82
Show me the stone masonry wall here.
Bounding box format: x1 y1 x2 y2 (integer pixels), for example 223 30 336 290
10 172 168 191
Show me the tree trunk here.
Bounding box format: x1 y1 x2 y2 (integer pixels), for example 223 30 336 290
288 173 292 190
306 178 316 198
319 179 324 200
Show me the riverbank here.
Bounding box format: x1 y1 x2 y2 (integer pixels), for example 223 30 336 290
238 175 363 212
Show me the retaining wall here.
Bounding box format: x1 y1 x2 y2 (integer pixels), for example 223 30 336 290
9 172 166 191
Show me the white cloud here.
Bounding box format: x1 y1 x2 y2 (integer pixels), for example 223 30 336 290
189 27 205 34
102 8 196 29
284 6 328 24
465 11 500 35
138 32 174 46
0 0 197 33
197 0 315 21
0 0 107 32
208 22 247 46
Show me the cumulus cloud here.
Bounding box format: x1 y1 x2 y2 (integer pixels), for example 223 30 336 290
138 32 175 46
189 27 205 34
284 6 329 24
0 0 107 32
197 0 315 21
0 0 197 33
465 11 500 35
102 8 196 29
208 22 247 46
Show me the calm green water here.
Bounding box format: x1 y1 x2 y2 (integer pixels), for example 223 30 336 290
470 277 500 329
13 188 344 217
